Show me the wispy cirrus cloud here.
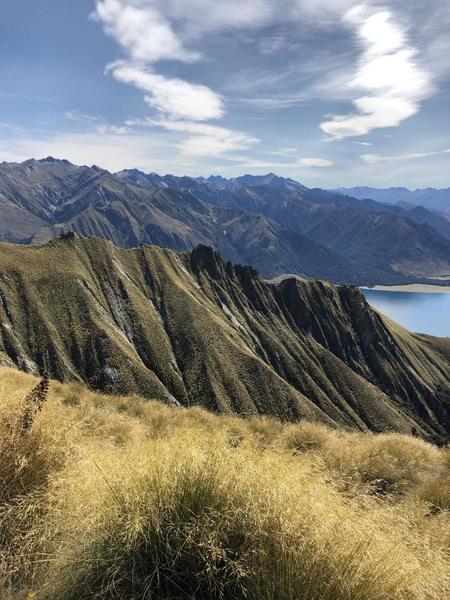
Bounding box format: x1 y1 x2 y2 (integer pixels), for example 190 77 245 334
92 0 259 156
271 147 299 157
65 109 131 135
222 156 334 169
129 118 260 157
361 148 450 164
0 90 57 104
151 0 272 34
297 158 333 167
109 61 224 122
320 5 433 139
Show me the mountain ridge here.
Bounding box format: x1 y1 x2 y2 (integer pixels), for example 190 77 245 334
0 235 449 439
335 186 450 215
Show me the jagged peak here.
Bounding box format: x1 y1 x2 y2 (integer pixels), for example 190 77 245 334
189 245 224 279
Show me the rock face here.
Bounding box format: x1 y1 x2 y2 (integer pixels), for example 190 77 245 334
0 236 449 439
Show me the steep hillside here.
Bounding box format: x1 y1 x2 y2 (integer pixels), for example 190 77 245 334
189 184 450 278
304 209 450 277
0 236 448 438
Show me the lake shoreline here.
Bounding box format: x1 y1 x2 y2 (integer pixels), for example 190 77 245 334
362 284 450 293
362 286 450 337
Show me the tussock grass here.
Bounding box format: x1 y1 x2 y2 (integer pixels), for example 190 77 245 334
0 366 449 599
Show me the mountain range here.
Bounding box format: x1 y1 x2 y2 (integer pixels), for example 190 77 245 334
1 157 450 284
0 235 449 439
335 186 450 216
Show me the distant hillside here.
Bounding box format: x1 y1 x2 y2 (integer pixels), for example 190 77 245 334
0 158 374 284
0 236 449 438
117 167 450 281
335 186 450 215
2 158 450 284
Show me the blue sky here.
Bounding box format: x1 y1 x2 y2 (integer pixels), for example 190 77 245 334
0 0 449 187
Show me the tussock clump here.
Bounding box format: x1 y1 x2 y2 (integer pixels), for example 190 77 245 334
279 420 334 453
0 372 63 506
0 371 70 591
39 438 450 600
0 367 449 600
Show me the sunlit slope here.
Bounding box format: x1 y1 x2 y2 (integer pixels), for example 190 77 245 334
0 236 449 437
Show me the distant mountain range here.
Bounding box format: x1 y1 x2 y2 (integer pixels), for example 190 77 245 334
1 236 448 438
1 157 450 285
335 186 450 215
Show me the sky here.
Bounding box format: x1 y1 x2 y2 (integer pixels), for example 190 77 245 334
0 0 449 187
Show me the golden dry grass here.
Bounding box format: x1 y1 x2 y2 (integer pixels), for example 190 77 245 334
0 366 449 599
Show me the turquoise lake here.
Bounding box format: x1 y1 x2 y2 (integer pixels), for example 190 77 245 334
362 289 450 338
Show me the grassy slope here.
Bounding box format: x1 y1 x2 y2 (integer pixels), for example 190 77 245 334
0 237 449 438
0 368 449 599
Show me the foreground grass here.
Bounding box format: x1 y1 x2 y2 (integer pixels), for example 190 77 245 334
0 367 449 599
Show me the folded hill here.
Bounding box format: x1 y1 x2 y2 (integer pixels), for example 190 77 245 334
0 236 448 439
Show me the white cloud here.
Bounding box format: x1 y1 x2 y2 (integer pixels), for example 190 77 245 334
217 155 334 170
272 147 299 157
352 140 372 146
0 130 202 173
290 0 356 22
92 0 198 63
95 124 131 135
110 61 224 121
297 158 333 167
64 110 131 135
93 1 224 123
320 6 433 139
361 148 450 164
130 118 259 157
93 0 226 123
0 122 26 135
65 110 100 123
157 0 272 33
0 91 57 104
